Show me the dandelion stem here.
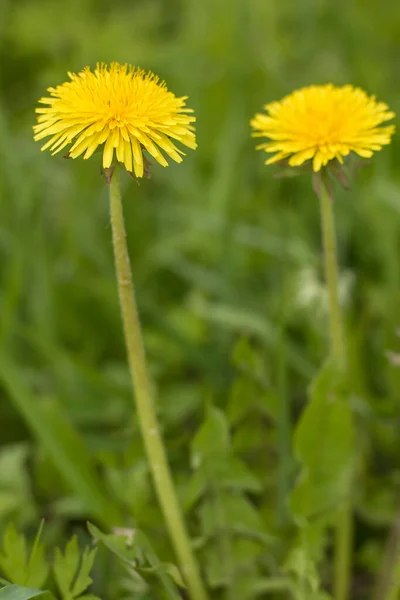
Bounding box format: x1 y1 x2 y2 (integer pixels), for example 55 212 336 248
109 170 209 600
318 176 352 600
319 180 345 364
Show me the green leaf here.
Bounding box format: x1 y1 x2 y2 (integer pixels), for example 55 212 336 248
289 360 354 522
0 525 27 585
199 491 270 541
191 405 230 468
24 521 49 589
87 524 140 567
87 524 182 600
220 493 270 537
184 455 261 509
0 585 55 600
53 537 96 600
0 523 48 590
71 546 97 599
53 537 80 600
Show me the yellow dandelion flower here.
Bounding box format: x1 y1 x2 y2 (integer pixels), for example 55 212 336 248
33 62 196 177
251 84 395 172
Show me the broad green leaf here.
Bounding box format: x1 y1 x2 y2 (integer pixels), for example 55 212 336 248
0 585 55 600
289 360 354 521
0 526 27 585
191 405 230 468
53 537 80 600
0 356 122 528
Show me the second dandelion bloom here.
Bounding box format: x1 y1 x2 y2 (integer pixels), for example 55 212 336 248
34 62 196 177
251 84 395 172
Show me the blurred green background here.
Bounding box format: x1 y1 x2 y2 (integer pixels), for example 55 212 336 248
1 1 400 598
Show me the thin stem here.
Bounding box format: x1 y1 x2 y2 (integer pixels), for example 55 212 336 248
109 170 209 600
318 176 351 600
319 179 345 364
334 504 353 600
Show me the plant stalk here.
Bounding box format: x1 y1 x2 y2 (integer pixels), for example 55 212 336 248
318 176 351 600
109 170 209 600
319 179 345 365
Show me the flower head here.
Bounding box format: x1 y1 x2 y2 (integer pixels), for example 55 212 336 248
34 62 196 177
251 84 395 172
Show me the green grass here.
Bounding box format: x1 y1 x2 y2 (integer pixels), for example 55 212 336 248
1 1 400 599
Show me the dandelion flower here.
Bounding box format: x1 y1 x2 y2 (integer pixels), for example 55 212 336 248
251 84 395 172
34 62 196 177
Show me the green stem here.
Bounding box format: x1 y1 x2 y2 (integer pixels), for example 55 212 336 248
334 504 353 600
108 170 209 600
318 176 351 600
319 179 345 364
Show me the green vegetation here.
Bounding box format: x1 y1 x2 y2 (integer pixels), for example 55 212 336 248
1 1 400 599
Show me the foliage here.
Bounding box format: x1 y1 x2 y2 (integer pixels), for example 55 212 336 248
1 0 400 599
